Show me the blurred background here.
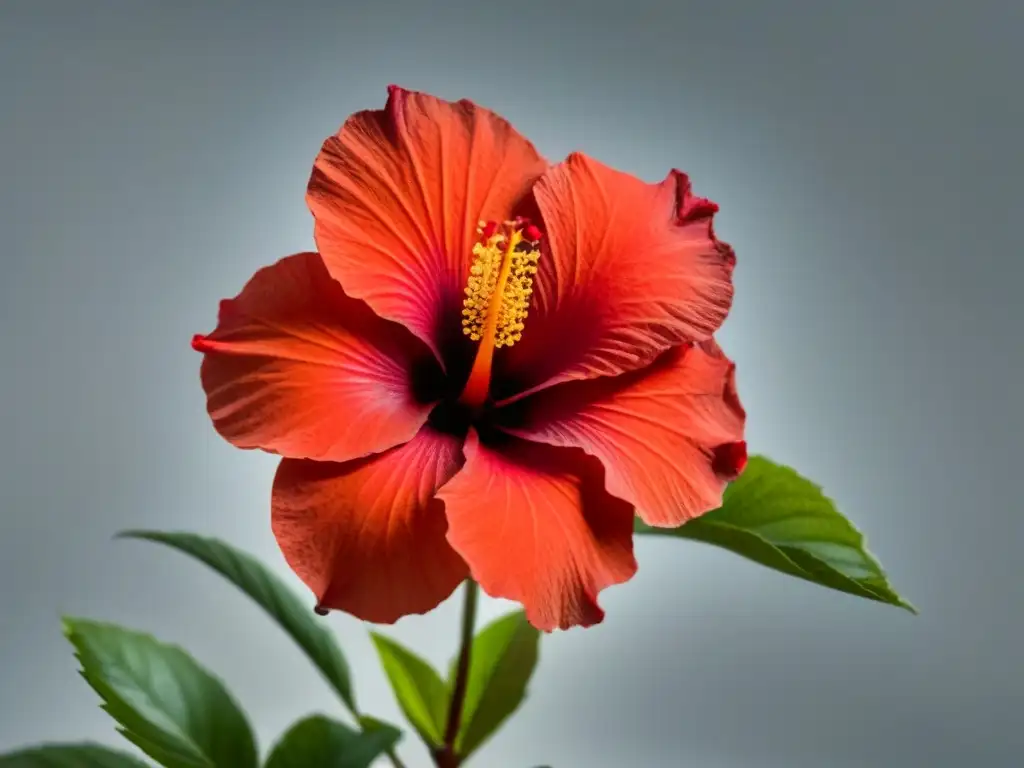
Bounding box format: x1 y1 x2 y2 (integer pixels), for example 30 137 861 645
1 1 1020 765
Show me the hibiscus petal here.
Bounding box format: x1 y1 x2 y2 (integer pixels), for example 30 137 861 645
195 252 439 462
438 431 637 631
503 341 747 527
272 426 468 623
494 153 735 401
307 85 548 370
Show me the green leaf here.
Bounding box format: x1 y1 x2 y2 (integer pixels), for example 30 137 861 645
453 612 540 759
634 456 915 612
117 530 355 712
370 633 449 747
264 715 401 768
64 618 258 768
0 743 150 767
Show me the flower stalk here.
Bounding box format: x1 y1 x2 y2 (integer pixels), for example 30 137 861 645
434 580 480 767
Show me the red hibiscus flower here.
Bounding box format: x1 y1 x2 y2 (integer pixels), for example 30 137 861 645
192 86 746 631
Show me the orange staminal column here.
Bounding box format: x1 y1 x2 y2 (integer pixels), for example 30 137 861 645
459 219 542 409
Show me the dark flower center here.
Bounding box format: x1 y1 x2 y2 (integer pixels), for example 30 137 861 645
410 217 546 443
458 219 542 409
426 398 474 438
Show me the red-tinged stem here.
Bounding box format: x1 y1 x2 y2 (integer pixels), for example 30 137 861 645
433 580 480 767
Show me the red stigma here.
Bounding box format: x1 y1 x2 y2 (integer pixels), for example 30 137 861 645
481 221 498 239
524 224 543 242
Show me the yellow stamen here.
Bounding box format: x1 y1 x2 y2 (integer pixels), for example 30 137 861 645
459 220 541 408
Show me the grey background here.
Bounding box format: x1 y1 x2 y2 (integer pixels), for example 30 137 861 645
1 0 1020 765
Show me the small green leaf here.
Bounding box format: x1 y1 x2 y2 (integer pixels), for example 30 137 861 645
370 633 449 747
0 743 150 767
264 715 401 768
634 456 915 612
117 530 355 712
454 612 540 758
64 618 258 768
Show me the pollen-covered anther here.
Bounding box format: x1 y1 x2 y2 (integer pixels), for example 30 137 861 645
461 220 541 349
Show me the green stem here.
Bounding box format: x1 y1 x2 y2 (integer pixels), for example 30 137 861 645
434 580 479 767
